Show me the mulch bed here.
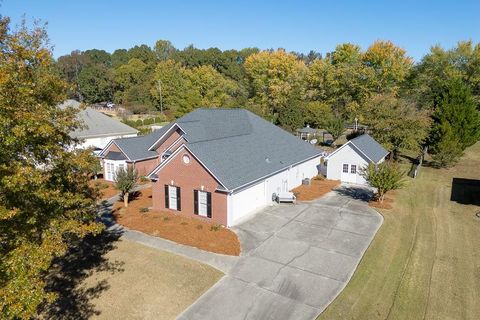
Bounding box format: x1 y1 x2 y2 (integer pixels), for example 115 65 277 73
292 178 341 201
112 188 240 256
90 179 119 200
368 191 396 210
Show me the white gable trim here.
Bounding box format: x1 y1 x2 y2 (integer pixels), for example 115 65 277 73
147 123 186 151
98 140 132 161
327 141 375 163
98 140 114 157
147 144 228 191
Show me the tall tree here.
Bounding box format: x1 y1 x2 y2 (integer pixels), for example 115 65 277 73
362 40 413 93
410 41 480 110
154 40 177 61
429 78 480 152
114 58 153 106
0 17 101 318
151 60 194 116
362 93 431 158
184 65 244 109
244 49 307 122
77 63 113 103
306 44 375 119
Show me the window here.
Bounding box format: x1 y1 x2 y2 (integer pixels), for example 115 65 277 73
351 165 357 174
164 185 181 211
342 164 349 173
194 190 211 218
182 154 190 164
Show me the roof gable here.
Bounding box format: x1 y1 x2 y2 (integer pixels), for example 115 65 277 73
350 134 389 163
328 134 388 163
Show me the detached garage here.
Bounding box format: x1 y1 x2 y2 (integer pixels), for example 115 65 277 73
325 134 389 185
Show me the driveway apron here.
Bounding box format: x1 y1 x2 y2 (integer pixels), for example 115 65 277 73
178 186 383 320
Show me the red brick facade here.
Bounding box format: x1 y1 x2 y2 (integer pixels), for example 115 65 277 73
154 129 183 156
151 147 228 226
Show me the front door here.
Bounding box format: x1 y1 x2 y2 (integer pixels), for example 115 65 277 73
341 163 357 183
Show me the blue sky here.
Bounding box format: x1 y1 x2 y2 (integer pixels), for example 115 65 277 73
2 0 479 61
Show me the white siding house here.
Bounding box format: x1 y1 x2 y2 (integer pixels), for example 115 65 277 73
59 100 138 152
325 134 389 186
227 156 320 226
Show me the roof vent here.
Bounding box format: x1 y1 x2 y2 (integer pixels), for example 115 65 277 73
265 157 271 163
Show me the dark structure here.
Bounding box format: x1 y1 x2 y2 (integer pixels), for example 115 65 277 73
450 178 480 206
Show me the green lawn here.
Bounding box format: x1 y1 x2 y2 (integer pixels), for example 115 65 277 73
319 143 480 320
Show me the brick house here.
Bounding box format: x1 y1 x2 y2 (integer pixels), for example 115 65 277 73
100 108 322 227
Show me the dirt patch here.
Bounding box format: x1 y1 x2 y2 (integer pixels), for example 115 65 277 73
292 178 340 201
113 188 240 256
368 192 396 210
90 179 119 200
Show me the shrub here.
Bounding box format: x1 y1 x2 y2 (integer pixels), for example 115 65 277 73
210 224 222 232
360 162 405 202
154 114 167 123
163 216 170 221
196 224 203 230
139 207 149 213
180 221 188 226
135 119 143 127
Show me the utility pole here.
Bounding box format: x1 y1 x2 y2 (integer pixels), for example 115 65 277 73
157 80 163 114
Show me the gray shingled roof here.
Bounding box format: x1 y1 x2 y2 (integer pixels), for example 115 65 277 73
59 100 138 139
105 151 127 160
349 134 389 163
160 108 323 191
108 123 173 160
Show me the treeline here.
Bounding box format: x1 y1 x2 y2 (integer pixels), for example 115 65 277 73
56 40 480 166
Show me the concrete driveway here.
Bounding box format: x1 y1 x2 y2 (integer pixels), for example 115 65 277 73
178 186 383 320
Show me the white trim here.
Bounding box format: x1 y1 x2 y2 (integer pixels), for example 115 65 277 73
98 140 132 161
147 144 228 190
147 123 186 151
327 140 388 164
98 140 115 157
167 135 185 151
75 130 138 140
230 153 322 193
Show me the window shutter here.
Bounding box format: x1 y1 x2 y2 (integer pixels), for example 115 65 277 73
164 185 169 209
176 187 181 211
193 190 198 215
207 192 212 218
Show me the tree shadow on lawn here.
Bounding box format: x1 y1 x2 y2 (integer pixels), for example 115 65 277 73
334 185 374 202
39 228 125 319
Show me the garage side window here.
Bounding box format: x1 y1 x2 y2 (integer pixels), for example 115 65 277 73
164 185 181 211
351 165 357 174
342 164 349 173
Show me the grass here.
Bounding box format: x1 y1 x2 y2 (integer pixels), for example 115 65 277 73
319 142 480 320
80 239 223 319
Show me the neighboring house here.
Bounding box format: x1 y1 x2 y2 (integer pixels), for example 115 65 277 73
59 100 138 152
324 134 389 185
100 108 322 226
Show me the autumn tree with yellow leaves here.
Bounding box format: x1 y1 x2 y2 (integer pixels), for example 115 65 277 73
0 17 102 318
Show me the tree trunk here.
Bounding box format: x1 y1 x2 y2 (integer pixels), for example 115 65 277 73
124 192 129 207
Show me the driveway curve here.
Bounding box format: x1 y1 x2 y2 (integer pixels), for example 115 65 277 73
178 185 383 320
